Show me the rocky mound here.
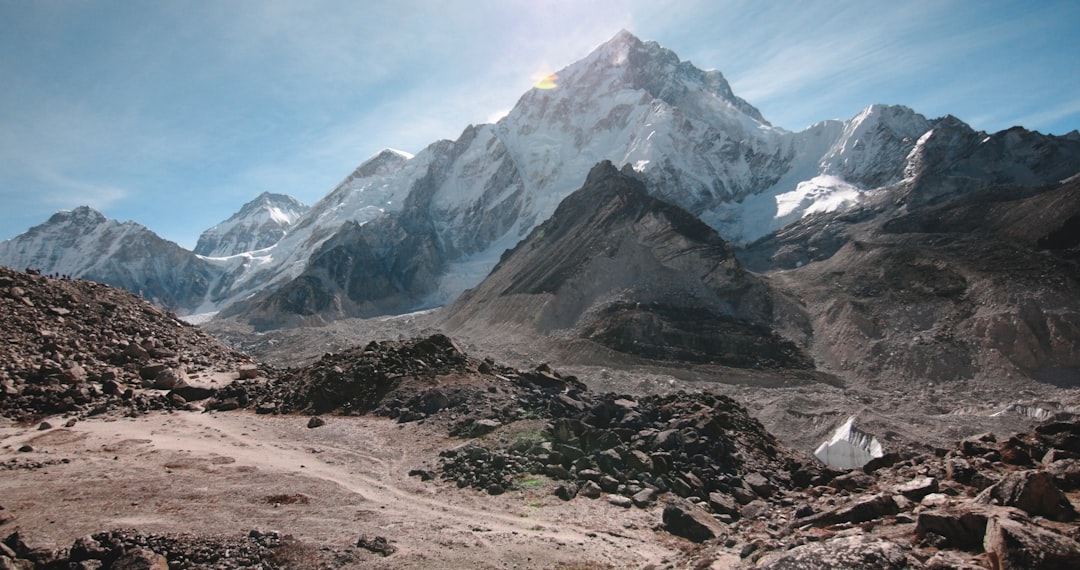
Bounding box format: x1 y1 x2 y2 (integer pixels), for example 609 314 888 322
0 266 260 421
442 161 812 370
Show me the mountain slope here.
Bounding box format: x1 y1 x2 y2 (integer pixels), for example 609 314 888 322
441 161 812 369
194 192 308 257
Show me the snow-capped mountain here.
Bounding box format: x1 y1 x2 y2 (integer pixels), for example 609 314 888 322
3 30 1079 326
0 206 221 311
194 192 309 257
226 30 1080 326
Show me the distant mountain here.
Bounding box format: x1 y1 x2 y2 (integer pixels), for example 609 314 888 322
441 161 813 369
194 192 308 257
0 206 223 312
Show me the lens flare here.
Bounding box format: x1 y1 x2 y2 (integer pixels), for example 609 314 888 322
533 73 558 90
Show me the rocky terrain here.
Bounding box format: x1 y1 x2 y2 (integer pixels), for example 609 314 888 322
0 266 261 422
1 268 1079 569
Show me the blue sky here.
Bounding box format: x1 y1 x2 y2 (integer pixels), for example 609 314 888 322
2 0 1078 249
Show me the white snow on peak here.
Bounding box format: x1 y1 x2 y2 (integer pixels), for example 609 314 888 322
813 416 884 470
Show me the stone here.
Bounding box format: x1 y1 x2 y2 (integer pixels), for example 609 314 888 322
356 535 396 557
306 416 326 429
984 510 1080 569
741 499 770 520
915 504 997 551
798 493 899 528
1045 459 1080 490
631 487 658 508
893 476 939 501
663 500 726 543
151 368 183 390
554 484 577 501
138 362 169 380
707 492 740 519
579 481 602 499
111 548 168 570
237 365 260 380
608 495 633 508
829 470 874 491
470 419 501 436
975 469 1077 522
744 472 776 498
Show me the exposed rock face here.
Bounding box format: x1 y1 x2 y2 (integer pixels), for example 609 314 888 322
442 161 812 369
0 266 257 421
743 174 1080 388
193 192 308 257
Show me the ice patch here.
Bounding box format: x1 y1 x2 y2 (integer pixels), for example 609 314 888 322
774 175 864 219
813 416 884 470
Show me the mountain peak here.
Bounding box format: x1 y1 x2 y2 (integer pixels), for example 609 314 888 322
194 192 309 257
49 205 107 227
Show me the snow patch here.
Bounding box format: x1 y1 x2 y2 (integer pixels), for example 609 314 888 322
774 175 864 219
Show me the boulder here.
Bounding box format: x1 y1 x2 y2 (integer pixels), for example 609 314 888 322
975 470 1077 522
984 510 1080 569
798 493 899 528
662 501 726 543
915 504 997 551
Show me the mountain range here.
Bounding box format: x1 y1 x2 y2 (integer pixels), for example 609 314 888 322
1 30 1079 387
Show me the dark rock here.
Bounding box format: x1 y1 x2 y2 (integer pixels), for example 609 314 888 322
631 488 658 508
915 504 997 551
744 472 776 498
138 362 169 381
975 469 1077 522
707 492 741 519
862 452 902 474
306 416 326 429
36 422 51 431
579 481 602 499
798 493 899 528
408 469 435 481
356 535 396 557
829 470 874 492
984 509 1080 569
663 500 726 542
608 495 633 508
554 484 577 501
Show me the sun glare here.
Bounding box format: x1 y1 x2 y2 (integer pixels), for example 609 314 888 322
533 73 558 90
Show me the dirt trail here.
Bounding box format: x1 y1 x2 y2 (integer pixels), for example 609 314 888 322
1 411 682 569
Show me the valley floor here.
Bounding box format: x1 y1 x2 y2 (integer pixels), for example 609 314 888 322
1 410 691 569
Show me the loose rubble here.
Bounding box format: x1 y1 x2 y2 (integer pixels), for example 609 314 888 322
0 267 262 421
